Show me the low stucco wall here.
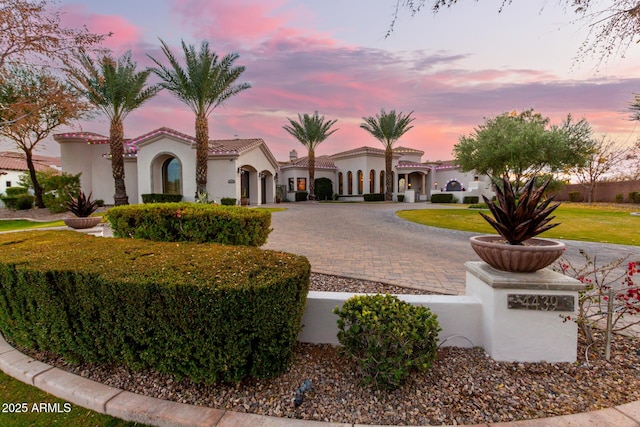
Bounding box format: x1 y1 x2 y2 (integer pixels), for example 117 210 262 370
298 291 484 348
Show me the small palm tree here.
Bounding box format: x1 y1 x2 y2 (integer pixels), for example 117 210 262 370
360 109 415 201
149 39 251 196
283 112 338 200
66 51 160 205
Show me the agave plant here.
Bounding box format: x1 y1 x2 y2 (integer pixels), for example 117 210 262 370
67 191 99 217
480 176 560 245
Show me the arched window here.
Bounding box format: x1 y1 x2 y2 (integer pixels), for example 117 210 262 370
162 157 181 194
357 170 363 195
347 171 353 195
446 180 462 191
379 170 385 194
338 172 344 195
369 170 375 194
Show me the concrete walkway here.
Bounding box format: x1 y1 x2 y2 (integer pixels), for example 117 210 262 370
2 202 640 426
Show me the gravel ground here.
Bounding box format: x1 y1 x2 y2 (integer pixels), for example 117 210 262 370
11 273 640 426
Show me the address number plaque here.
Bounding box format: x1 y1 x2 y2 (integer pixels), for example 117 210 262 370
507 294 574 312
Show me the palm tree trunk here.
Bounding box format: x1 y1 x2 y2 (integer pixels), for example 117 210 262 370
110 118 128 206
24 149 45 208
308 148 315 200
195 113 209 195
385 146 393 201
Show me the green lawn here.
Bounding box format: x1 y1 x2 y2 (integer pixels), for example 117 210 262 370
0 370 143 427
0 219 65 232
252 207 286 213
397 203 640 246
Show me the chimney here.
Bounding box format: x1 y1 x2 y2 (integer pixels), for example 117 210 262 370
289 149 298 161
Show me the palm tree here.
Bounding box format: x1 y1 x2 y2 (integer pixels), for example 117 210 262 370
66 51 160 205
283 112 338 200
148 39 251 196
360 109 415 201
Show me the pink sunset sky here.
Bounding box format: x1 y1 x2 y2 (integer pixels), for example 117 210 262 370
7 0 640 162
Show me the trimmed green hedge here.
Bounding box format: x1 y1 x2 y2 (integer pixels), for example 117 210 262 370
5 186 28 196
462 196 479 204
364 193 385 202
141 193 183 203
220 197 236 206
431 193 454 203
568 191 583 202
0 231 310 384
630 192 640 204
107 203 271 246
295 191 308 202
1 193 34 210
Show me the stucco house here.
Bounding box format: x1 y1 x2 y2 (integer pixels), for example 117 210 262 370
54 127 279 205
0 151 61 198
279 146 494 202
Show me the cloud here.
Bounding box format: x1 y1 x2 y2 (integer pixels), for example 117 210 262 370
58 5 142 54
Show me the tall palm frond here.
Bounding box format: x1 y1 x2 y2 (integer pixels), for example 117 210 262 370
283 112 338 200
149 39 251 195
360 109 415 201
66 50 160 205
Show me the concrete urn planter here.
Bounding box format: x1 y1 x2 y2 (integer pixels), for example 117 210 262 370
469 235 565 273
63 217 102 229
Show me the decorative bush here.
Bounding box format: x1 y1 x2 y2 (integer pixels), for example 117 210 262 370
107 202 272 246
615 194 624 203
431 193 454 203
334 294 441 390
468 203 488 209
141 193 183 204
463 196 479 204
5 186 28 196
1 193 34 210
568 191 583 202
364 193 385 202
295 191 308 202
20 171 81 213
0 231 310 384
397 194 405 202
220 197 237 206
314 178 333 201
630 192 640 204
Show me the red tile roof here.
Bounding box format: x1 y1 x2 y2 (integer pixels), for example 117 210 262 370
0 151 60 172
283 155 336 170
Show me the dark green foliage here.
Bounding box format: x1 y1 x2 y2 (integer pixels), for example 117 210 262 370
20 171 81 213
66 191 98 217
5 186 28 196
480 176 561 245
95 199 105 207
220 197 236 206
463 196 479 204
431 193 454 203
468 203 488 209
334 294 440 390
314 177 333 201
1 194 34 210
141 193 183 203
107 202 272 246
363 193 385 202
630 192 640 204
0 231 310 384
615 194 624 203
397 194 405 202
295 191 308 202
568 191 583 202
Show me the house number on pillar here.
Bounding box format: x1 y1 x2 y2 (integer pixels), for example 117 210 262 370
507 294 575 312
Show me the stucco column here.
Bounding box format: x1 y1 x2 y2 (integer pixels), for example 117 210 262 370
465 261 584 363
421 173 426 196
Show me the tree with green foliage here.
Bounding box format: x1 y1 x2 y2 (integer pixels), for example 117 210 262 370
0 67 89 208
360 109 415 201
453 109 593 192
19 170 81 213
65 51 160 206
149 39 251 197
283 112 338 200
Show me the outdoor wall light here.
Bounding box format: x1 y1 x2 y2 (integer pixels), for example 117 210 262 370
434 182 438 189
237 167 245 174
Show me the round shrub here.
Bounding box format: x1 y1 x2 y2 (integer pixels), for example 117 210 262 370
220 197 236 206
314 177 333 201
334 294 441 390
15 194 34 210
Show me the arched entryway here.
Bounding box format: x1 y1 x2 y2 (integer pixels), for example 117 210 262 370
151 153 183 196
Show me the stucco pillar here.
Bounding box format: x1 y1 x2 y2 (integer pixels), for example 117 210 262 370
421 173 426 196
465 261 584 363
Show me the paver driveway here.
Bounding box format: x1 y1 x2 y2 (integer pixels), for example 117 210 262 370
263 202 640 295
